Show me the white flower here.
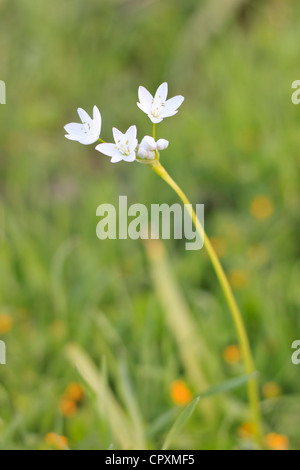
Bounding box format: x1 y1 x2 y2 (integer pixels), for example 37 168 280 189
137 136 169 160
96 125 138 163
64 106 101 145
137 82 184 123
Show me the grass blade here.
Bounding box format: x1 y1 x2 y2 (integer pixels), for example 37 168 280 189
199 372 258 400
162 396 200 450
65 343 135 450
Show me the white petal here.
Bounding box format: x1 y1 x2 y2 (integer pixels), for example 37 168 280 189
111 153 125 163
112 127 124 144
65 134 79 141
160 109 178 119
148 114 163 124
154 82 168 102
77 108 93 126
141 136 156 151
123 126 137 153
95 142 119 158
157 138 169 150
125 125 137 142
137 101 152 115
123 152 136 162
138 86 153 113
64 122 83 135
93 106 102 134
146 151 156 160
129 139 138 153
78 135 98 145
163 95 184 113
137 147 148 159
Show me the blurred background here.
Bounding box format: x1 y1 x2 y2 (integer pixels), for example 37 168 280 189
0 0 300 450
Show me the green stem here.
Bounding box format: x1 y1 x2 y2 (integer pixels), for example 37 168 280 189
153 123 156 141
149 159 263 444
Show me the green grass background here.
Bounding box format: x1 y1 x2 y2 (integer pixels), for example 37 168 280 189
0 0 300 450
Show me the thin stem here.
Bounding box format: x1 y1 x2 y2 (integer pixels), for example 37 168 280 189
98 137 106 143
153 123 156 141
150 159 263 445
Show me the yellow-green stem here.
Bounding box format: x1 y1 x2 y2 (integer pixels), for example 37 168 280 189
150 159 263 444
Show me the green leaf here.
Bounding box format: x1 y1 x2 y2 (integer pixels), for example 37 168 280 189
199 372 258 399
161 396 200 450
147 408 178 439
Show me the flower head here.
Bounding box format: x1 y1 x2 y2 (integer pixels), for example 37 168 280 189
265 433 289 450
64 106 101 145
64 382 85 403
170 379 192 406
223 344 241 364
137 135 169 160
59 398 77 417
137 82 184 123
238 421 256 438
250 195 274 220
96 125 138 163
262 382 281 399
0 313 13 334
45 432 69 450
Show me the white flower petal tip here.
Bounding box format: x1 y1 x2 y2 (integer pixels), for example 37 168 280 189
157 139 169 150
137 83 184 123
64 106 102 145
96 126 138 163
142 136 156 151
154 82 168 102
137 136 169 160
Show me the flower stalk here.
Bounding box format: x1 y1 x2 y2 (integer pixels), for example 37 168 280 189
149 158 263 445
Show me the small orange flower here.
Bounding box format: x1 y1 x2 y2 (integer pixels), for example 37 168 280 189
223 345 241 364
170 380 192 406
238 421 256 438
250 196 274 220
229 270 249 290
265 432 289 450
0 314 13 334
262 382 281 399
45 432 68 450
64 382 85 403
59 398 77 417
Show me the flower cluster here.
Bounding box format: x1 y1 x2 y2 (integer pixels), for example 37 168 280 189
64 83 184 163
